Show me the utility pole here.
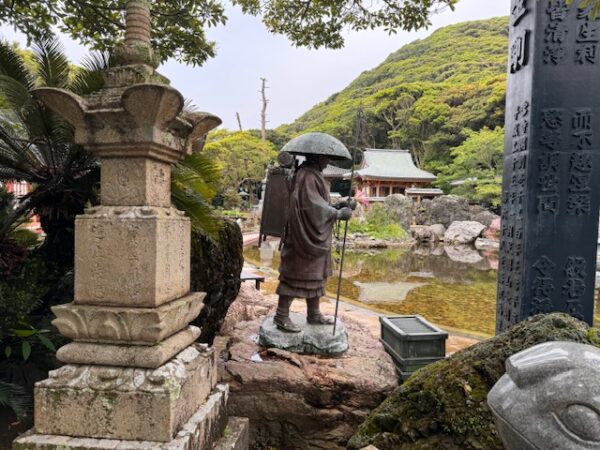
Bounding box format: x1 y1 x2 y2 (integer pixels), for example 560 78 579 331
235 112 243 131
260 77 268 142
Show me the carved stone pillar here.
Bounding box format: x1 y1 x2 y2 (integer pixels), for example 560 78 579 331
13 1 248 448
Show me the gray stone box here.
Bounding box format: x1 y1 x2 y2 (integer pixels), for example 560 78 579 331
379 315 448 380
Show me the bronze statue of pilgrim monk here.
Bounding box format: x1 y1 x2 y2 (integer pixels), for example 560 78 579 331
275 133 354 332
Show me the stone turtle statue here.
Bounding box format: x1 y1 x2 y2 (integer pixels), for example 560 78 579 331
488 341 600 449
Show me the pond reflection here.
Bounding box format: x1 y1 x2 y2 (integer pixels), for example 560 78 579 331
244 243 600 338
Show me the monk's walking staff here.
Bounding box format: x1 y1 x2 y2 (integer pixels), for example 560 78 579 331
333 110 363 335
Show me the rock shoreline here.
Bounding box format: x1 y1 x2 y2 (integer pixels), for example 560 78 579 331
216 285 398 449
216 284 480 449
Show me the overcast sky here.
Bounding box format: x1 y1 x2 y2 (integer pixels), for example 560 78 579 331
0 0 509 130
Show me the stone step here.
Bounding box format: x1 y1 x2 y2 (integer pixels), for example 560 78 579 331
13 384 230 450
33 346 218 442
213 417 250 450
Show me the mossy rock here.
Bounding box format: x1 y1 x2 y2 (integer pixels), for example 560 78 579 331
190 219 243 345
348 313 600 450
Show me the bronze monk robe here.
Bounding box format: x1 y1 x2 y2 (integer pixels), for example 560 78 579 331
274 133 354 333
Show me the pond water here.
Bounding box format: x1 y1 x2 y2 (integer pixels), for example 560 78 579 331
244 242 600 338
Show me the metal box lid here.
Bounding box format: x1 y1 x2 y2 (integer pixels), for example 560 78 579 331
380 315 449 341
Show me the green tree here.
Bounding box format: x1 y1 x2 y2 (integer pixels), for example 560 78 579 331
203 130 277 207
437 126 504 208
202 130 277 204
234 0 458 49
0 0 458 66
374 88 417 149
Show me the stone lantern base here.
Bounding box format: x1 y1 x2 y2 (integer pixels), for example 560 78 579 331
13 346 249 450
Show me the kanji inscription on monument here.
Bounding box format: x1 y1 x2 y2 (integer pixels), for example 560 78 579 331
497 0 600 333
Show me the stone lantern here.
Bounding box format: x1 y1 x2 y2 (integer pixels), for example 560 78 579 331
13 1 249 448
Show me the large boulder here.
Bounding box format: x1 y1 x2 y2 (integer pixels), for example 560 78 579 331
444 221 486 245
219 293 397 449
219 283 272 335
410 225 434 243
410 224 445 244
418 195 470 227
468 204 486 218
428 224 446 242
191 219 244 344
472 210 500 228
348 313 600 450
383 194 413 229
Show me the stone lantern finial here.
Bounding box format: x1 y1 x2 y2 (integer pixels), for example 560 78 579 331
124 0 151 46
115 0 158 68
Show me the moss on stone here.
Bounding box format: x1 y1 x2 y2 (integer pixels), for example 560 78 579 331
348 313 600 450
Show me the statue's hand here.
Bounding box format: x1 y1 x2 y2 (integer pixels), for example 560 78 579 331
334 197 357 210
337 207 353 221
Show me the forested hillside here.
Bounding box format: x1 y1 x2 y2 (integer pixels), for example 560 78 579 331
279 17 508 175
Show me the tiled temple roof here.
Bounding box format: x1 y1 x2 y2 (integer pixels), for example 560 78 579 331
347 149 436 182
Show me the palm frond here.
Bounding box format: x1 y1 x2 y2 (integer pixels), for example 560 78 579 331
0 381 31 419
171 186 221 237
0 75 32 116
172 153 222 237
0 42 34 90
0 124 44 183
10 227 40 248
70 51 110 95
183 98 199 114
32 37 71 89
172 153 221 200
0 38 100 263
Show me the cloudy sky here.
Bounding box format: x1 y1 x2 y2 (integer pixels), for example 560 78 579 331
1 0 508 130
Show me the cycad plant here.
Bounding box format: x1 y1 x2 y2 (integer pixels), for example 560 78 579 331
0 38 105 268
0 380 29 419
172 152 221 237
0 37 221 270
0 188 39 273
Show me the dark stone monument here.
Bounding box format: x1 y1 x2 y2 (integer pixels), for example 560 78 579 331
497 0 600 333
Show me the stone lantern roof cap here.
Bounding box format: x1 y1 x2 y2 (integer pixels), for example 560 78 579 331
31 1 222 162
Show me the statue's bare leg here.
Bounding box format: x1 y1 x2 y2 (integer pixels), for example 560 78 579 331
274 295 302 333
307 297 335 325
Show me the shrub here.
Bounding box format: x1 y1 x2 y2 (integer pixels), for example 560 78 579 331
348 203 408 240
0 257 52 339
190 219 244 344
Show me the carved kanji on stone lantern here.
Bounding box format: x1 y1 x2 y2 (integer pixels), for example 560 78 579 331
13 1 249 448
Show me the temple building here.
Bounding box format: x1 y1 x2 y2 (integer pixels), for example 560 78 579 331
346 149 438 201
1 181 42 232
323 164 351 197
3 180 30 199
